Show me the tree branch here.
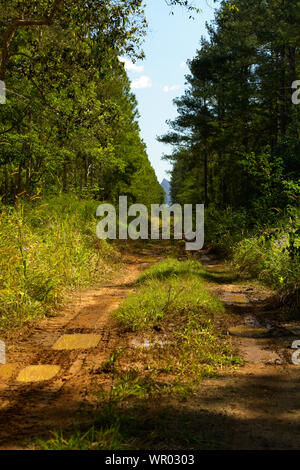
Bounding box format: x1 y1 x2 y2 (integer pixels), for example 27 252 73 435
0 0 64 80
0 103 32 135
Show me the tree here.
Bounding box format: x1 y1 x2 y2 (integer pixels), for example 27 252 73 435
0 1 165 205
159 0 300 221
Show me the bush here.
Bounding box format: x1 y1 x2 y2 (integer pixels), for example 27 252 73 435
232 218 300 291
205 207 249 256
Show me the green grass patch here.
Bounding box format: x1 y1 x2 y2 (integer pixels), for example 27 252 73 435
114 259 241 378
36 425 129 450
115 259 222 331
0 195 121 332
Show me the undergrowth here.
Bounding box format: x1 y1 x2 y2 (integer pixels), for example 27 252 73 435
231 211 300 310
205 206 300 309
0 195 120 332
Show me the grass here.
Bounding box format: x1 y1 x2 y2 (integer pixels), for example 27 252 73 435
204 206 300 310
36 404 229 450
0 194 121 332
231 221 300 311
36 258 241 450
232 233 300 288
36 426 129 450
115 259 222 330
113 258 241 379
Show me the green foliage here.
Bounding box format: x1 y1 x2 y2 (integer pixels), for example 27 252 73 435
158 0 300 303
0 1 163 207
159 0 300 224
204 206 249 255
0 195 121 331
232 210 300 290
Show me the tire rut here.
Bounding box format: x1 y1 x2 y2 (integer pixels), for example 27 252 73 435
0 257 146 449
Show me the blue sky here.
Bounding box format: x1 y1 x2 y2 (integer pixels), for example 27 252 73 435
120 1 218 183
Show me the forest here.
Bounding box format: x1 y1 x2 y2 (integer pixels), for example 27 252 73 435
0 0 164 206
0 0 300 453
160 0 300 298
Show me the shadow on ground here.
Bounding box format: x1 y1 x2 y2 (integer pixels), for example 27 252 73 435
1 366 300 450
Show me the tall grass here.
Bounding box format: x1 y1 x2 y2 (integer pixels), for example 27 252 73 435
232 230 300 289
0 195 120 332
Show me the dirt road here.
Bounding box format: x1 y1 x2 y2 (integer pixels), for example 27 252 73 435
0 248 299 450
195 257 300 450
0 253 145 449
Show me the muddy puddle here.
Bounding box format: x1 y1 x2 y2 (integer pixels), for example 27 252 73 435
222 292 252 306
228 307 299 339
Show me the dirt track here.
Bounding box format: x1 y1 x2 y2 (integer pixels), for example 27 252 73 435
0 249 300 450
196 258 300 449
0 254 145 449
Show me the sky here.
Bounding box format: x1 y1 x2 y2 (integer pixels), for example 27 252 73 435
119 1 218 184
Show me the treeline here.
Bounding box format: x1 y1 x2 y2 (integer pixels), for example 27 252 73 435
160 0 300 224
0 1 165 206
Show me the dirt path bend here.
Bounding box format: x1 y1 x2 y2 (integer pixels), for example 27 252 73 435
0 254 149 449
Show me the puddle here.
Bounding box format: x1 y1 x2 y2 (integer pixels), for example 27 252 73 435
229 314 292 339
238 340 282 364
244 314 272 330
228 326 270 338
244 315 260 327
223 293 250 305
